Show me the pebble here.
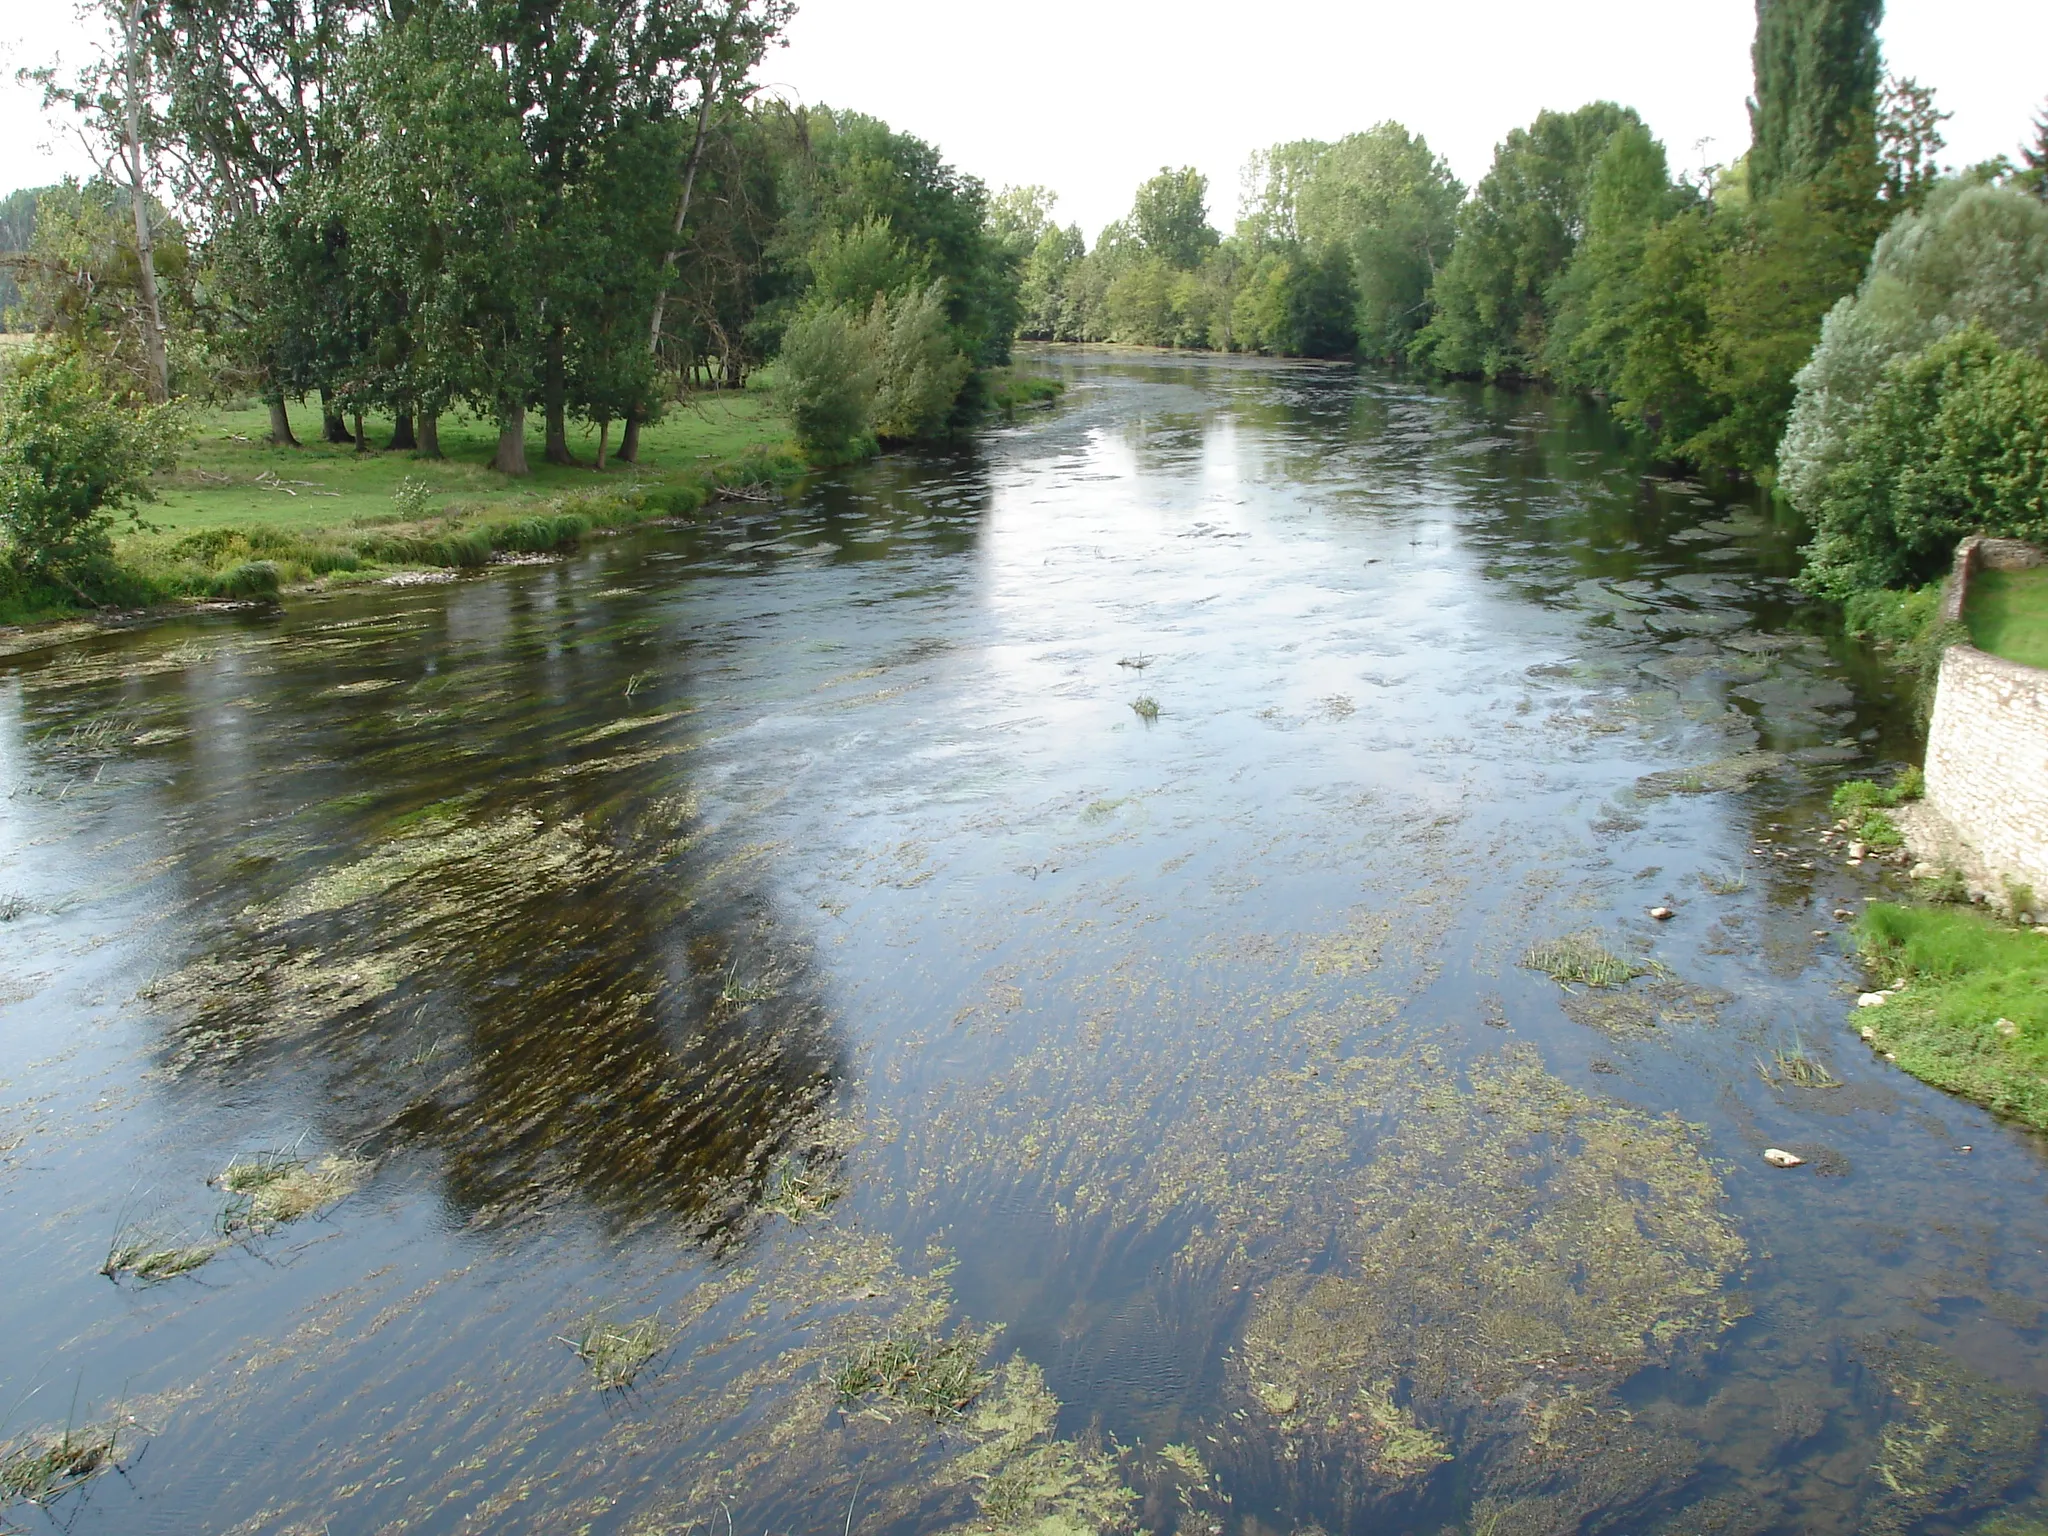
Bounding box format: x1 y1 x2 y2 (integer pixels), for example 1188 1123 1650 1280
1649 906 1674 921
1812 929 1829 938
1763 1148 1805 1168
1833 909 1852 920
1848 841 1867 860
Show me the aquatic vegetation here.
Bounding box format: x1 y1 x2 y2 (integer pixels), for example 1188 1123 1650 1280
1521 932 1654 988
1863 1337 2040 1533
0 1422 120 1504
1698 869 1748 896
760 1158 846 1224
214 1150 368 1234
0 895 27 921
1755 1034 1841 1089
1233 1048 1745 1477
1857 809 1905 853
101 1227 219 1282
1130 695 1160 721
559 1312 674 1390
833 1326 992 1420
716 960 780 1008
933 1357 1138 1535
1635 751 1787 797
1833 771 1923 814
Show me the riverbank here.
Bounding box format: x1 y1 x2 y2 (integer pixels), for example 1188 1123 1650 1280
0 388 805 630
1852 901 2048 1130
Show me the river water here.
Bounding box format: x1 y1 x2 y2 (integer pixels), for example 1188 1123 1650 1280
3 350 2046 1536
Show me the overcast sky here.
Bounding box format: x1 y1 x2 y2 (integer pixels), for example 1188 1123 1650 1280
4 0 2044 235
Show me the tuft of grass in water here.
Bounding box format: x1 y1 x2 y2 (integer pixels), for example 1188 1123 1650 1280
716 960 778 1007
759 1159 846 1224
559 1313 673 1390
101 1226 219 1282
1521 933 1656 989
1130 695 1160 722
0 894 27 921
213 1148 367 1235
1853 902 2048 1128
1116 653 1153 672
1756 1034 1842 1090
1699 869 1747 896
832 1327 991 1421
0 1423 119 1504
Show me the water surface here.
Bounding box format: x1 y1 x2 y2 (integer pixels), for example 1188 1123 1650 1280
3 350 2045 1536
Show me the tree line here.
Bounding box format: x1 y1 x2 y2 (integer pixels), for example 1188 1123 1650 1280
2 0 1018 473
1007 0 2048 578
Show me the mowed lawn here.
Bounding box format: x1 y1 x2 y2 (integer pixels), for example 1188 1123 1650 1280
144 386 791 538
1966 566 2048 671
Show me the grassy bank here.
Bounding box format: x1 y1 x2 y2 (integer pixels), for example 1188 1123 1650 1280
0 387 802 628
1852 902 2048 1129
1966 566 2048 669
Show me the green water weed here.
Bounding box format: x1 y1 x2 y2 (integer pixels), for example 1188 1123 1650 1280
1522 933 1655 988
0 1422 119 1505
560 1312 674 1390
832 1327 990 1420
214 1147 367 1235
1755 1034 1841 1089
1130 696 1159 722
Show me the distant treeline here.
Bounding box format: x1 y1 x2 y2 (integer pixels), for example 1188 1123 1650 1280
1011 0 2048 494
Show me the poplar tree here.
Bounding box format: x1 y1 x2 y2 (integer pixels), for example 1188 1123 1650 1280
1746 0 1884 200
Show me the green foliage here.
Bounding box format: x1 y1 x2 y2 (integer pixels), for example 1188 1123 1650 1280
1801 324 2048 595
0 185 46 327
1832 771 1922 814
1130 167 1219 270
1415 102 1645 378
1854 901 2048 1128
0 347 183 590
1857 808 1904 851
1781 181 2048 517
775 303 877 458
1747 0 1883 202
867 281 972 441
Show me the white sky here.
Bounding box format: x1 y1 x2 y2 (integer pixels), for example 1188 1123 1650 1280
4 0 2044 236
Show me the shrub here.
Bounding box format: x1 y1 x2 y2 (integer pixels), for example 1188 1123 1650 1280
865 281 971 442
777 303 876 459
0 347 183 597
1800 325 2048 596
391 476 436 518
210 559 280 599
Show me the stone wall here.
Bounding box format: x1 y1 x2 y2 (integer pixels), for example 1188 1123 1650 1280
1918 538 2048 899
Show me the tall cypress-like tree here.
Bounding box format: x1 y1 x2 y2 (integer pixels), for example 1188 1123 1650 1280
1747 0 1884 200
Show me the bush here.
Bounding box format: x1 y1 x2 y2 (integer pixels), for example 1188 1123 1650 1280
210 559 281 599
1800 325 2048 596
0 348 184 597
866 282 971 442
777 303 876 459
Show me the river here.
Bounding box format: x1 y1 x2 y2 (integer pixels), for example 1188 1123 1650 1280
2 348 2045 1536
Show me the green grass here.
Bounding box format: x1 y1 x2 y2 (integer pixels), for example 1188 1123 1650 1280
832 1328 991 1420
1521 932 1658 988
1966 567 2048 670
2 384 803 627
1854 902 2048 1128
558 1312 674 1390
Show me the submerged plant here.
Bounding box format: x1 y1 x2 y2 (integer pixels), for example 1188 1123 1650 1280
1755 1034 1842 1089
559 1312 674 1390
1699 869 1748 896
759 1158 846 1224
101 1226 218 1282
1521 933 1655 988
832 1327 991 1420
0 1422 119 1504
214 1148 367 1235
716 960 778 1008
1130 695 1160 722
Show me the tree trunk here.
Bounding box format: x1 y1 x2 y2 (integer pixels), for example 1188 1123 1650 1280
417 411 442 459
645 68 723 357
388 410 418 451
352 411 368 452
618 410 641 464
493 404 529 475
543 326 574 465
595 420 609 471
320 387 351 444
266 394 299 447
120 0 170 404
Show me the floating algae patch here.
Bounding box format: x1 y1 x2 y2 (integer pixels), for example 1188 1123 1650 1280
1232 1048 1744 1485
1635 752 1787 798
1861 1337 2041 1534
214 1149 369 1234
929 1356 1139 1535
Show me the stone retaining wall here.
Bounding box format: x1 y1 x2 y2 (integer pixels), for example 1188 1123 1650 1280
1917 537 2048 900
